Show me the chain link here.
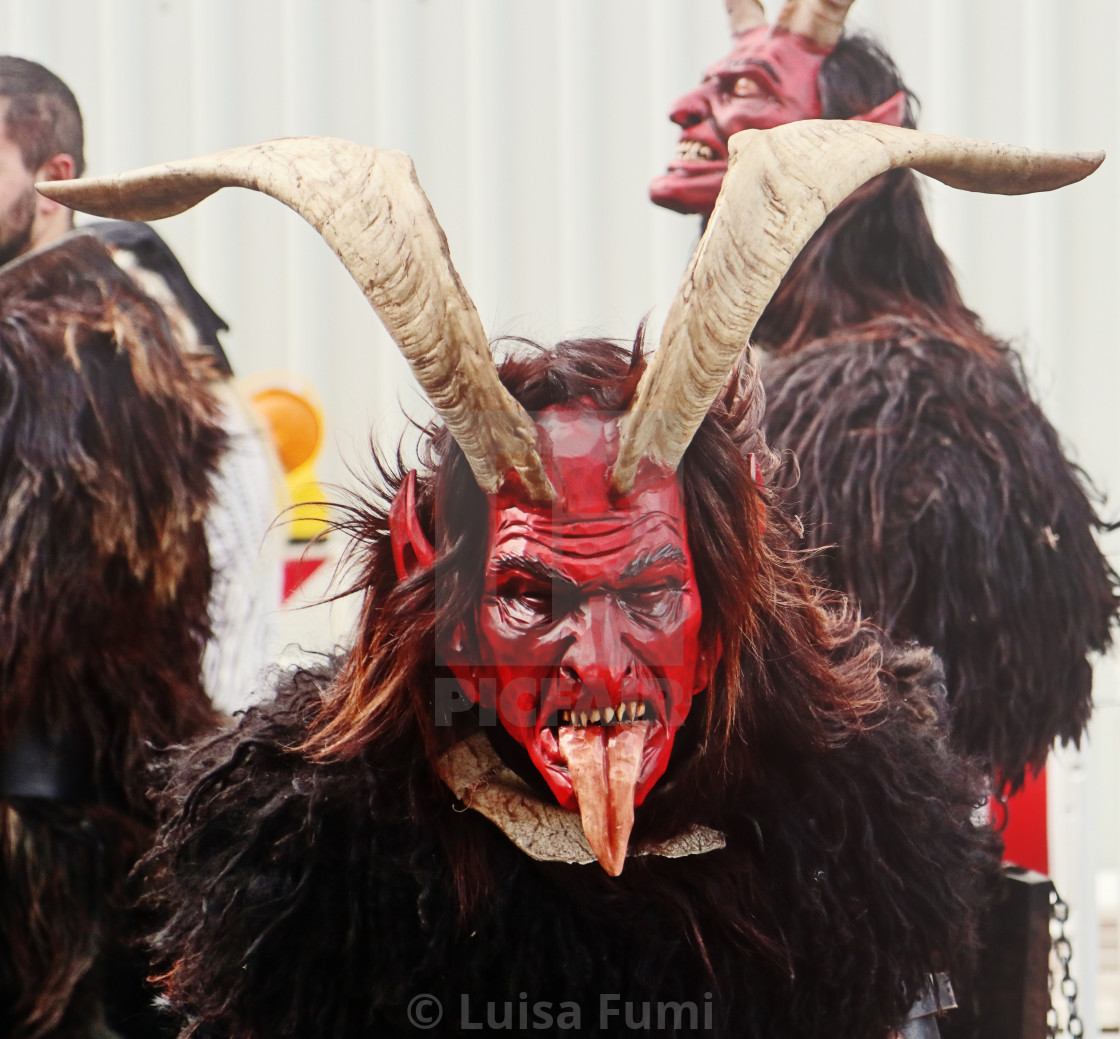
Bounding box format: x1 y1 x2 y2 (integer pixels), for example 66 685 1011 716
1047 886 1083 1038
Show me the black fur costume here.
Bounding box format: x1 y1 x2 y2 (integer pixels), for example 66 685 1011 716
141 339 998 1039
0 235 224 1039
761 317 1116 788
741 41 1118 1034
749 34 1119 792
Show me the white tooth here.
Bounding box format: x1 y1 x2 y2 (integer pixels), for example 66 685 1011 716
637 702 647 719
561 710 570 724
604 707 615 724
589 709 601 724
580 712 589 727
616 703 628 723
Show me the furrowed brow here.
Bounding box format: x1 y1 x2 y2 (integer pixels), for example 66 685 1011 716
491 555 578 591
724 57 781 85
621 545 687 580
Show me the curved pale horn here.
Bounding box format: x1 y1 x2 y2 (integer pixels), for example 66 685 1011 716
38 138 553 501
727 0 768 35
612 120 1104 494
775 0 856 50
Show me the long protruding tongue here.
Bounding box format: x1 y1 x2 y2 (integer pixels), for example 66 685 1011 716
557 723 649 875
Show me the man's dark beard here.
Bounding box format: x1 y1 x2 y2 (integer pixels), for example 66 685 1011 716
0 184 37 267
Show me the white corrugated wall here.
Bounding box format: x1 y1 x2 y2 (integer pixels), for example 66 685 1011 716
4 1 1118 1030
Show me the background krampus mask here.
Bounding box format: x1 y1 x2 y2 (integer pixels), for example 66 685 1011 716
41 123 1102 875
651 0 907 216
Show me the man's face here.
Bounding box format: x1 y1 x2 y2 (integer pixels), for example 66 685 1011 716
0 103 37 267
447 405 716 873
650 26 827 216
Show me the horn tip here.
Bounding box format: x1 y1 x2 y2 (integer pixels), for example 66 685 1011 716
37 174 214 222
35 179 77 203
1047 149 1106 189
36 178 128 220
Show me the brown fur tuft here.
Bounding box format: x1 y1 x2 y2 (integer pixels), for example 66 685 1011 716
0 235 224 1037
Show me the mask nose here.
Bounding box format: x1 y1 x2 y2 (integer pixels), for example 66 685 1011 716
559 597 634 705
669 86 711 130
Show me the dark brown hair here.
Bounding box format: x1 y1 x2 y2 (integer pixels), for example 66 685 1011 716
0 55 85 177
0 234 222 1036
752 33 994 359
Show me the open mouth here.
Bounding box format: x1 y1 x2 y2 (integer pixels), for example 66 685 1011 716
536 691 667 776
672 139 723 163
651 142 729 213
550 699 653 729
530 694 671 876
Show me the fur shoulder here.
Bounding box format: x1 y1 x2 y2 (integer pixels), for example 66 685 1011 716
143 663 458 1037
761 328 1119 785
144 645 997 1039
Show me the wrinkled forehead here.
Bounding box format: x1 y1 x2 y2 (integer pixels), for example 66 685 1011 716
489 405 691 576
703 24 828 82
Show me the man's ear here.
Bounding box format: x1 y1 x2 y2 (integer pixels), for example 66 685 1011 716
389 470 435 580
36 152 76 183
850 90 907 128
34 153 77 230
34 153 76 214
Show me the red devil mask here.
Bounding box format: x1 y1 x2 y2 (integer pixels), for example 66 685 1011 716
442 405 718 875
650 23 906 217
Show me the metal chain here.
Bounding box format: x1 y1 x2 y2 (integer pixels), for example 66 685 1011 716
1046 886 1084 1038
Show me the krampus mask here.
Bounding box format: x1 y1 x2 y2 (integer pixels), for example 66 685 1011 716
651 0 907 216
41 123 1101 874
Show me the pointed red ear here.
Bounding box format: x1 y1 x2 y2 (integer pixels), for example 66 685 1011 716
851 90 908 128
389 470 435 580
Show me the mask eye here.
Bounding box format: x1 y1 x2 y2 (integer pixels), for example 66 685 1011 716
731 75 767 99
496 578 578 629
500 581 551 619
619 582 682 622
